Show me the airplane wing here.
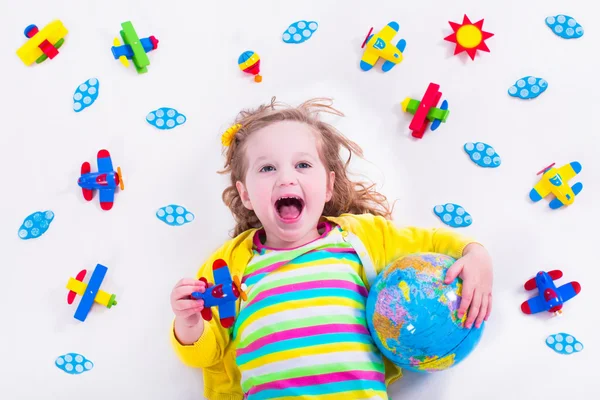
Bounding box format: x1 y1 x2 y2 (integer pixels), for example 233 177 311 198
360 51 379 71
410 83 441 132
212 259 232 284
97 149 114 173
521 295 546 314
557 162 582 182
377 22 399 43
99 188 115 210
529 181 551 202
218 300 236 328
557 282 581 303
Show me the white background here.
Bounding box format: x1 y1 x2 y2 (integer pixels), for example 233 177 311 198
1 0 598 399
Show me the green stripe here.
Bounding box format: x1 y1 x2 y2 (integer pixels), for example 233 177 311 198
243 361 384 391
240 314 366 348
237 333 375 366
244 270 364 303
245 242 354 275
234 289 365 337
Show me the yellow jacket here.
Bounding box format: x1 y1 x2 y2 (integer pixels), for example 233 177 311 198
171 213 475 400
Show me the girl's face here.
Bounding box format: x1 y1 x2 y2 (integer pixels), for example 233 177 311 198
236 121 335 249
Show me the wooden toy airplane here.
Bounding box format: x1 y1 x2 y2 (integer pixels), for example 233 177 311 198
521 270 580 316
529 162 583 209
360 22 406 72
16 20 68 66
402 82 450 139
67 264 117 322
111 21 159 74
77 149 124 211
192 259 247 328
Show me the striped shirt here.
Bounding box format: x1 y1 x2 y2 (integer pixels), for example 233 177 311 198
232 222 387 399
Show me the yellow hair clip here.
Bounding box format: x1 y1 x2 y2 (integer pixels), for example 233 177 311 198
222 123 242 147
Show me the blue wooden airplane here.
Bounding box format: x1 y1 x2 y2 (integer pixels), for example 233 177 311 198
521 270 581 316
77 149 124 211
192 259 247 328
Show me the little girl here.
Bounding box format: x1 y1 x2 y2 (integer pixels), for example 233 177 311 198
170 98 493 400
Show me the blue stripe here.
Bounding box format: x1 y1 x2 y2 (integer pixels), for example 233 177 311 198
244 251 361 287
236 332 375 366
234 288 366 337
250 379 387 399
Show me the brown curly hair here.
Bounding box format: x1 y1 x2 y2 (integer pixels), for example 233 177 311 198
219 97 393 237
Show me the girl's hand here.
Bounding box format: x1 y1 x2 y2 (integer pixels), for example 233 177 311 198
170 278 206 327
444 243 493 329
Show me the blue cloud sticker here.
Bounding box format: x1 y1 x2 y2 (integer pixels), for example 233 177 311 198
55 353 94 374
73 78 99 112
464 142 501 168
18 210 54 240
433 203 472 228
156 205 195 226
146 108 187 130
546 333 583 355
508 76 548 100
546 15 584 39
283 20 318 44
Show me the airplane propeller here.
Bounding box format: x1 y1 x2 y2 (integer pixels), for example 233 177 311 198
233 275 248 301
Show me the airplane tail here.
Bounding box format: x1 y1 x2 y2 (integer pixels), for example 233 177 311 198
80 162 93 201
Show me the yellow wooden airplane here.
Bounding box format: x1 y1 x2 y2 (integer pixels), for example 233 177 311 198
529 162 583 209
16 20 68 66
360 22 406 72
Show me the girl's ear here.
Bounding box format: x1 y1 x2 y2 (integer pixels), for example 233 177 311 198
236 181 253 210
325 171 335 202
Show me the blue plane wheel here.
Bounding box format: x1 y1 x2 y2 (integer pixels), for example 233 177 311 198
24 24 38 38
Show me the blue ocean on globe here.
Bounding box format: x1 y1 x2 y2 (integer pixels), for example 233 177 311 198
366 253 484 372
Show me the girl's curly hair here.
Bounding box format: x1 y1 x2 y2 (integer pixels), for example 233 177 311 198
219 97 393 237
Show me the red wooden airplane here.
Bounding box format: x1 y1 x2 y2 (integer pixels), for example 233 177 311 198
401 82 450 139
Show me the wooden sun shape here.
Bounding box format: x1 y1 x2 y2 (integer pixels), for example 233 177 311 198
444 15 494 60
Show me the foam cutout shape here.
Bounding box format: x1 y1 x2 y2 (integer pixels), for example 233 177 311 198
55 353 94 374
156 205 195 226
18 210 54 240
433 203 472 228
282 21 318 44
508 76 548 100
464 142 501 168
146 108 186 130
73 78 99 112
546 333 584 355
546 15 584 39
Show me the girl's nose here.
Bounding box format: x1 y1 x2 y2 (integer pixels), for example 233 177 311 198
277 169 297 186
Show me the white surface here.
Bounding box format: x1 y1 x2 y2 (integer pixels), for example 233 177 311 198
1 0 598 399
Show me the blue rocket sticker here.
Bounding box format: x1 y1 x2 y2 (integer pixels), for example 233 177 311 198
433 203 472 228
546 15 584 39
55 353 94 374
73 78 99 112
18 210 54 240
282 21 318 44
508 76 548 100
146 108 187 130
156 205 195 226
464 142 501 168
546 333 583 355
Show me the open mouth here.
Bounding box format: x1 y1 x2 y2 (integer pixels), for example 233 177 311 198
275 196 305 222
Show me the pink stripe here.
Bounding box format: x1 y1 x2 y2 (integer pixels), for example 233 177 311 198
248 370 385 395
243 248 357 283
243 260 289 283
246 279 368 307
237 323 369 356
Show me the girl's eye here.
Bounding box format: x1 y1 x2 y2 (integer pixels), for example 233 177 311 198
296 162 311 169
260 165 275 172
